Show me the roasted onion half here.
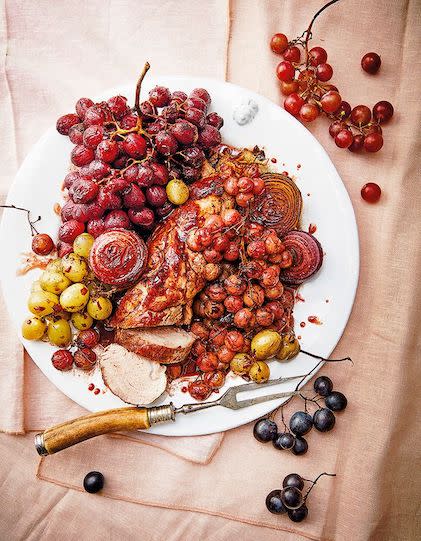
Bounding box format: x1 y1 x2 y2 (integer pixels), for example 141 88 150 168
89 229 147 288
280 231 323 285
252 173 302 236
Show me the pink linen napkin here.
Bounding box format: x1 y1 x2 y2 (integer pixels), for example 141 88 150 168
0 0 230 462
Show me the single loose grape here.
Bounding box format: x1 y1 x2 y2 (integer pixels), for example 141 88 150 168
166 178 189 205
60 283 90 312
61 253 89 282
249 361 270 383
251 330 281 360
40 270 71 294
22 316 46 340
28 290 60 317
47 318 72 347
73 233 95 258
87 296 113 320
277 334 300 361
230 353 253 375
71 311 94 330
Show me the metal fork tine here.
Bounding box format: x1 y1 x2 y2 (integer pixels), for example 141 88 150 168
228 374 307 393
230 390 301 410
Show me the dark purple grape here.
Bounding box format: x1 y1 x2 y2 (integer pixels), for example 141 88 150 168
123 184 146 209
273 432 295 450
198 124 221 148
181 146 205 167
314 376 333 397
140 100 156 121
282 474 304 490
288 504 308 522
206 112 224 129
325 391 347 412
313 408 336 432
155 201 175 219
289 411 313 436
291 437 308 456
281 486 303 510
145 185 167 207
265 490 287 514
83 471 104 493
182 165 202 183
253 418 278 443
155 130 179 155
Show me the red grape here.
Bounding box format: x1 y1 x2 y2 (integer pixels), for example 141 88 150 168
136 164 154 187
52 350 74 371
171 120 198 145
69 178 99 203
68 123 84 145
309 46 327 66
320 91 342 113
329 120 347 138
122 133 147 158
171 91 188 103
89 160 111 180
283 46 301 63
280 80 299 96
276 61 295 82
186 97 207 111
149 86 171 107
270 33 289 55
57 241 73 258
75 98 94 120
348 134 365 152
361 182 381 203
206 112 224 129
155 130 179 155
299 103 319 122
128 208 155 227
372 101 394 123
198 125 222 148
145 185 167 207
71 145 95 167
59 220 85 243
84 105 106 126
196 351 219 372
190 88 211 107
334 129 354 148
123 183 146 209
107 95 128 119
181 146 205 167
335 101 351 119
32 234 54 256
96 139 119 163
150 162 169 186
284 93 304 116
184 108 206 129
87 218 106 237
361 52 381 74
104 210 131 230
316 63 333 82
63 171 80 189
56 114 80 135
350 105 371 126
120 114 139 129
97 188 122 210
364 133 383 152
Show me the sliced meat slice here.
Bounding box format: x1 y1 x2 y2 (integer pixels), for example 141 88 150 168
97 343 167 406
115 326 195 364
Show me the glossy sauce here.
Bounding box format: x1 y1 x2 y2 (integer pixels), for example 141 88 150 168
308 315 322 325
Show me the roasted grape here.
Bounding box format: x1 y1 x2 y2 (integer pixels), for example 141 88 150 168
71 311 94 330
249 361 270 383
47 318 72 347
22 316 47 340
40 270 71 295
251 330 281 360
28 290 60 317
61 253 89 282
73 233 95 258
87 296 113 320
60 283 90 312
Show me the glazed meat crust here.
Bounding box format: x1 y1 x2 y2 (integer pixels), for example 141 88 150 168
110 176 225 329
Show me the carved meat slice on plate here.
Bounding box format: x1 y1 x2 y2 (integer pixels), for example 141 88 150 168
110 176 227 329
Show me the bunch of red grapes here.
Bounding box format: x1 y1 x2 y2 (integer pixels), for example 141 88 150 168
270 33 394 153
55 84 224 256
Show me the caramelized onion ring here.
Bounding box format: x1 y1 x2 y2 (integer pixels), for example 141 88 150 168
89 230 147 288
280 231 323 285
253 173 302 236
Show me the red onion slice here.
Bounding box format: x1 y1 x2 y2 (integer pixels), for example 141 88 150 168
280 231 323 285
89 229 147 288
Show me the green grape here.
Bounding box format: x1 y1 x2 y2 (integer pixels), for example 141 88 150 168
87 296 113 320
47 318 72 347
60 283 90 312
46 259 63 273
22 316 46 340
73 233 95 258
61 253 88 282
45 310 71 322
40 270 71 294
28 290 60 317
71 311 94 330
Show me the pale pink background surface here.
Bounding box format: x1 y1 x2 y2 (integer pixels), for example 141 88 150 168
1 1 420 540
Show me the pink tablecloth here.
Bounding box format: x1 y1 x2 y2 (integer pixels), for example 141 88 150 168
1 1 420 540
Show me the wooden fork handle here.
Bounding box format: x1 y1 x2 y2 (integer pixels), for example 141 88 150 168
34 405 175 456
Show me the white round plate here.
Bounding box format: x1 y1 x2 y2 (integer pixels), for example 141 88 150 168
0 76 359 436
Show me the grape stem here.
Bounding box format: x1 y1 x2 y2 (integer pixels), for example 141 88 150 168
304 0 342 65
304 472 336 502
301 349 353 365
135 62 151 118
0 204 40 236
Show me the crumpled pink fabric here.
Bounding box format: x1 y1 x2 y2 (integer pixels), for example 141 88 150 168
0 1 420 540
